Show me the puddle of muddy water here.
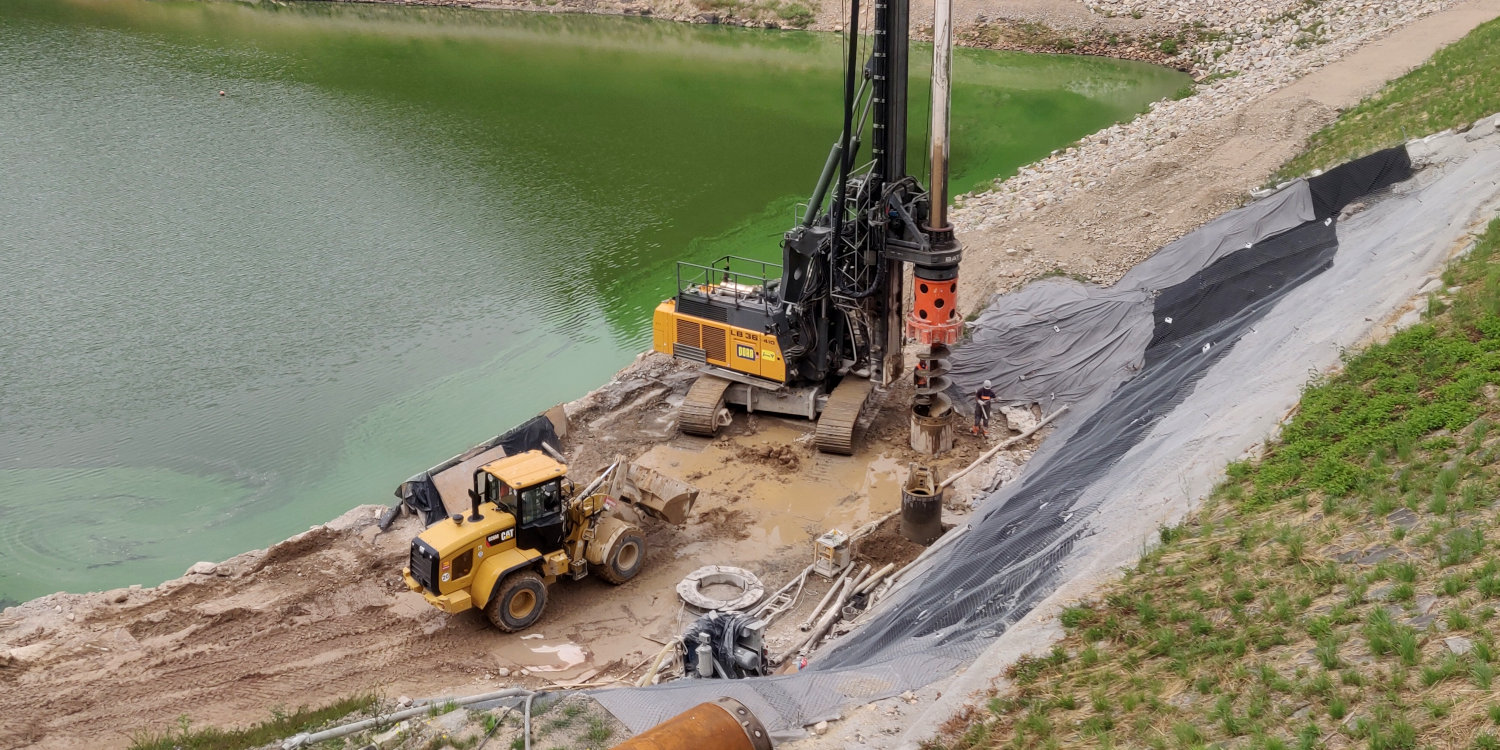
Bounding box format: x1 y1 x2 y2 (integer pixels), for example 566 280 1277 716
473 419 961 685
635 423 905 558
491 636 590 673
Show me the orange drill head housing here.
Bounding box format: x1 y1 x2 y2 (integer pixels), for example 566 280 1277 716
907 274 962 345
906 224 962 345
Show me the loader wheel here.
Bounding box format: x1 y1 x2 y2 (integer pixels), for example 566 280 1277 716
596 529 646 585
485 570 548 632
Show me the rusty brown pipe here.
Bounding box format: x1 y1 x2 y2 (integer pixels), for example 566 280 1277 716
609 697 773 750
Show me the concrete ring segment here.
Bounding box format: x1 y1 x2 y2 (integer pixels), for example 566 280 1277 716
676 565 764 611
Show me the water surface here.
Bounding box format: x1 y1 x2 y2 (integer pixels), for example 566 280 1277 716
0 0 1188 603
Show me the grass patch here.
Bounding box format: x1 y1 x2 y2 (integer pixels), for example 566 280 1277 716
1277 16 1500 179
128 693 379 750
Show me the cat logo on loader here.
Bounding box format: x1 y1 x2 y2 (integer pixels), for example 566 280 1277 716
402 451 697 631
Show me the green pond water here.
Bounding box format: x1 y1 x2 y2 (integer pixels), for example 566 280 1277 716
0 0 1187 604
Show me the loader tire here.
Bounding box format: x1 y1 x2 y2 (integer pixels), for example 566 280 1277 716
485 570 548 632
596 529 646 585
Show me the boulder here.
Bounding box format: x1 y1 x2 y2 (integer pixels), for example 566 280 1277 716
1000 404 1039 433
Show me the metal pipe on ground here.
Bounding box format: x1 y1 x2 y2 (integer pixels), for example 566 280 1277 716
844 565 872 601
609 697 773 750
777 564 869 664
799 566 868 657
803 576 852 637
853 563 896 596
937 405 1069 491
774 576 850 665
798 563 854 631
282 688 535 749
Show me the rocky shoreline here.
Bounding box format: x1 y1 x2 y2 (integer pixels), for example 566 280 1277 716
951 0 1459 251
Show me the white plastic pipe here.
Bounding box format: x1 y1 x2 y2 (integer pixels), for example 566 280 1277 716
854 563 896 596
798 563 855 631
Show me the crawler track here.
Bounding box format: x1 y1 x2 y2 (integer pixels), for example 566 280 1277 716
814 377 873 455
678 375 733 437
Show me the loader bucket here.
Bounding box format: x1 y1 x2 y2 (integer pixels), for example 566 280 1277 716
624 464 698 525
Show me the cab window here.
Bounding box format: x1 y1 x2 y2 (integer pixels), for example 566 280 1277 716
482 474 514 509
519 481 562 525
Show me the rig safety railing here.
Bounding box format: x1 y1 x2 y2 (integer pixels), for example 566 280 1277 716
674 256 781 309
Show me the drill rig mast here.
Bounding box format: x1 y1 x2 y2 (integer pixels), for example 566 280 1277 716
651 0 963 454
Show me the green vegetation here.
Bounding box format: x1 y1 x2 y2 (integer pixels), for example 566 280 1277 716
772 0 816 28
128 693 379 750
924 217 1500 748
584 717 615 743
1278 16 1500 179
961 20 1198 66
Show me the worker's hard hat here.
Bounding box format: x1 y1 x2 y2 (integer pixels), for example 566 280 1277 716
982 380 992 388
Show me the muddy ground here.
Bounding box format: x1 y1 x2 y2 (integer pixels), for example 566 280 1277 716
0 352 1037 749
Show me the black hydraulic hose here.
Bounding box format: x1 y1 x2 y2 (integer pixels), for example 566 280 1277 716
832 181 910 300
802 77 870 228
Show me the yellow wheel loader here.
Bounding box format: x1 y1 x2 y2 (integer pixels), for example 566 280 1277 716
401 450 697 631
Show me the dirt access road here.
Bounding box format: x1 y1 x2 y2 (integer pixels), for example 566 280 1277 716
0 354 1011 749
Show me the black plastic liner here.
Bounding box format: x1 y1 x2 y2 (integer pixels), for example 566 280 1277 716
821 219 1339 667
594 146 1423 736
1308 146 1412 220
395 414 561 526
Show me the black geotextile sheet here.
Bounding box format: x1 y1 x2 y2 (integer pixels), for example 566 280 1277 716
946 178 1318 411
824 218 1340 663
1308 145 1413 220
395 414 560 526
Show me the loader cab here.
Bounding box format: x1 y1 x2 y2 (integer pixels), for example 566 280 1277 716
474 451 568 553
